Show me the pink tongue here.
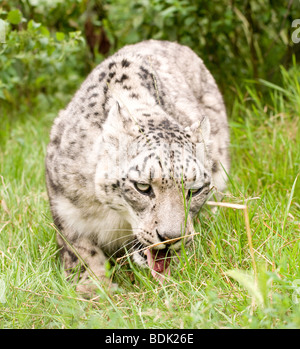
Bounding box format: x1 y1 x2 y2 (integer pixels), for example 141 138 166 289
146 249 171 284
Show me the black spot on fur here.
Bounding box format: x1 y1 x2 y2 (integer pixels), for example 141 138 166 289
88 93 98 100
52 136 60 145
60 243 78 264
159 119 171 129
130 93 139 99
80 265 87 274
115 74 129 84
46 168 62 194
99 72 106 81
139 66 150 78
121 59 130 68
108 62 116 69
92 121 101 128
111 182 120 191
87 84 97 92
109 71 116 79
212 162 218 173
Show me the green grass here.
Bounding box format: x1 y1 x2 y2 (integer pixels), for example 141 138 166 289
0 65 299 329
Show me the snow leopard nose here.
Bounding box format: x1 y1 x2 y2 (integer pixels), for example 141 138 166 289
156 230 181 245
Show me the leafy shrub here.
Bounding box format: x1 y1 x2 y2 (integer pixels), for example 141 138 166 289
0 4 87 111
1 0 300 113
103 0 300 96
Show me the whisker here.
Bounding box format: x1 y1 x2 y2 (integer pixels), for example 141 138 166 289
106 238 140 265
94 228 137 232
116 231 200 263
100 232 135 249
119 242 143 268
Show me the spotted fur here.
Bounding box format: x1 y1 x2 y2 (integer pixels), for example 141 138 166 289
46 40 230 294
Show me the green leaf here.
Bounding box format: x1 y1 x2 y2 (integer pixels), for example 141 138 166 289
28 19 41 30
56 32 65 41
160 6 177 18
39 36 49 46
40 26 50 37
3 89 14 103
7 10 22 25
132 15 144 29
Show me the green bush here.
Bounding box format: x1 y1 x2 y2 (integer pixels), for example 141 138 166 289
0 4 87 112
104 0 300 94
1 0 300 112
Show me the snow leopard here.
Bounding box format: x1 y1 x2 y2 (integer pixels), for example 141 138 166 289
46 40 230 294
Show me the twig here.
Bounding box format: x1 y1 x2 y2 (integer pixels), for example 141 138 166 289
115 232 201 263
206 201 246 210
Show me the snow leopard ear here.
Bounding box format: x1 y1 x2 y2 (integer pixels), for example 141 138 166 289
185 115 211 144
105 101 140 137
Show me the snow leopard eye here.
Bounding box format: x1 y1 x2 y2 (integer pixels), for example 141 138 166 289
134 182 152 195
187 186 205 198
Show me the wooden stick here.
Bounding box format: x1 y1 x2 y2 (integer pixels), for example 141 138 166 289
115 231 201 263
206 200 247 210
